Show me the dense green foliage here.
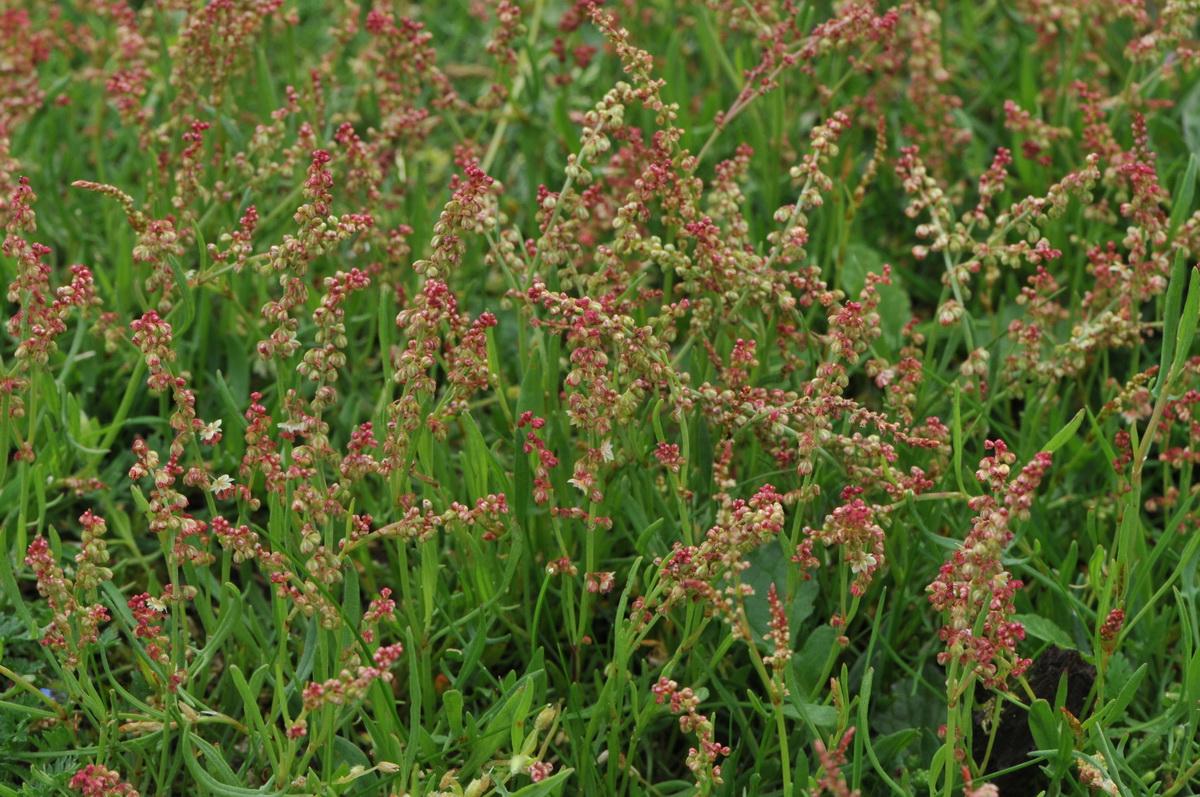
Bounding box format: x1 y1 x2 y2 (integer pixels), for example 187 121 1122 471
2 1 1200 795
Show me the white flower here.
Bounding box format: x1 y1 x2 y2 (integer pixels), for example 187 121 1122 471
209 474 235 494
147 596 167 613
850 551 878 575
199 419 222 442
600 440 614 462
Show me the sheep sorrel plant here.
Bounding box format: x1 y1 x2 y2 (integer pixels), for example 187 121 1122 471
5 0 1200 795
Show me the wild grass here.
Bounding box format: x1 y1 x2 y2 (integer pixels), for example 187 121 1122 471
2 1 1200 796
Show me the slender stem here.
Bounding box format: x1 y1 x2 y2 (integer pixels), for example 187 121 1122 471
776 707 793 794
480 0 546 176
0 663 68 719
941 660 966 797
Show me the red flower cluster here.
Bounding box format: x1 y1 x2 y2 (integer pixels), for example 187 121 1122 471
927 441 1053 689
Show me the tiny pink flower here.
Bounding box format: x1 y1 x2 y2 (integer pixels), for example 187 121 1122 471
527 761 553 782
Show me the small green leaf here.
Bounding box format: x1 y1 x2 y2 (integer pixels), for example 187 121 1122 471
509 680 536 753
1168 154 1198 243
1171 265 1200 383
129 484 152 515
1162 250 1191 382
872 728 918 766
444 689 463 740
1101 652 1135 703
633 515 665 552
464 674 539 774
1027 698 1059 751
214 370 248 430
461 413 489 500
168 254 197 336
507 768 574 796
189 583 243 679
1042 409 1084 454
229 665 274 749
1184 646 1200 708
1085 663 1147 730
182 729 284 796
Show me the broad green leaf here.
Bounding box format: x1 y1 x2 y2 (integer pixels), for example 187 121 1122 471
1012 614 1075 649
1027 698 1059 752
780 702 837 733
792 625 837 697
841 243 912 355
742 540 817 647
